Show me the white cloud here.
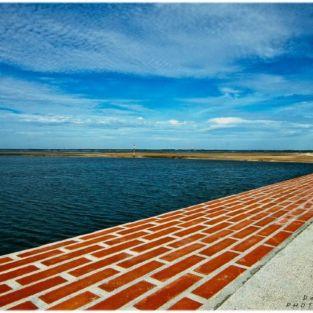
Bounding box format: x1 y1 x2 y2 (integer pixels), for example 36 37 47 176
206 116 312 133
1 4 312 77
168 119 187 126
0 76 155 119
0 76 100 114
208 117 246 125
227 74 313 96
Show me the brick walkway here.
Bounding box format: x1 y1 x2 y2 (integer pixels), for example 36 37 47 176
0 174 313 310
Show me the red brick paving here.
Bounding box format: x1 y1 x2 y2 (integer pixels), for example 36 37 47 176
0 173 312 309
168 297 202 310
8 301 38 310
193 265 245 299
48 291 99 310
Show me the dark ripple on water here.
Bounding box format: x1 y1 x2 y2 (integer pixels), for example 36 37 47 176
1 157 313 255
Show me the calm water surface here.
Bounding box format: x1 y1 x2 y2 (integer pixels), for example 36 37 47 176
1 157 313 255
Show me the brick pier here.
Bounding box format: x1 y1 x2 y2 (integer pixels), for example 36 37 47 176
0 174 312 310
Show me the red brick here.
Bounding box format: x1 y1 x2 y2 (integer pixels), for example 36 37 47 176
184 207 206 214
195 251 238 275
174 225 206 237
144 227 181 240
255 217 275 227
250 212 268 221
118 247 169 269
206 216 226 225
18 257 90 285
100 260 163 292
228 213 250 223
193 265 245 299
0 257 13 265
229 220 253 231
257 224 281 236
0 284 11 294
169 297 202 310
80 227 123 240
200 238 237 257
118 223 155 235
233 226 259 239
135 273 201 310
66 234 115 250
290 208 306 216
283 204 298 211
49 291 99 310
148 221 178 232
180 217 207 228
224 204 242 211
203 222 231 234
9 301 38 310
132 237 175 253
204 200 222 207
246 207 263 216
245 204 261 211
105 231 148 245
70 252 130 277
265 207 281 214
262 203 278 211
226 209 246 217
159 210 185 219
184 204 205 212
125 217 157 227
0 249 63 273
169 233 206 248
88 281 154 310
0 276 66 307
202 229 233 244
205 206 225 214
40 268 117 304
237 245 274 267
180 213 204 222
155 214 185 224
277 216 294 226
266 231 292 246
206 209 228 219
232 235 264 252
271 210 288 218
298 212 313 222
43 245 102 266
0 265 39 283
153 255 204 281
284 220 305 232
18 240 77 257
93 239 143 258
161 243 204 262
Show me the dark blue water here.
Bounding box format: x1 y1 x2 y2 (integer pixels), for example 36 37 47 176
1 157 313 255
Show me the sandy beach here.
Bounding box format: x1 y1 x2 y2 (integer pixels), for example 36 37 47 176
1 150 313 163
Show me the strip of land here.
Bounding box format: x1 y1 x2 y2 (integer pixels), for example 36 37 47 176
0 150 313 163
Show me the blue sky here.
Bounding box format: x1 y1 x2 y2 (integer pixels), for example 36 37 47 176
0 3 313 150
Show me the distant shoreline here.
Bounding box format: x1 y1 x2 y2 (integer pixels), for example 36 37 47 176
0 150 313 163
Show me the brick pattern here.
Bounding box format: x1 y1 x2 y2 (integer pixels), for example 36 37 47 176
0 173 312 310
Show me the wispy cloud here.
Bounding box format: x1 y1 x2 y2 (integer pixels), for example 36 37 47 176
206 116 312 134
225 74 313 97
0 76 100 113
1 4 312 77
